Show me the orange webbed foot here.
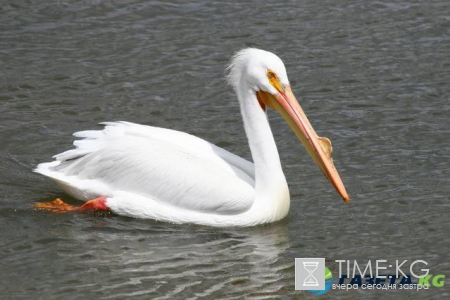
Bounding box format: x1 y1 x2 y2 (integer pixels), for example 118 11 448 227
34 197 109 214
33 198 80 213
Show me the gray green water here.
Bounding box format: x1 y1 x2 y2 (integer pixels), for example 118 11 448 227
1 0 449 299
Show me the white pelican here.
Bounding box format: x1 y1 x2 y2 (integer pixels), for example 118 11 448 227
34 48 349 227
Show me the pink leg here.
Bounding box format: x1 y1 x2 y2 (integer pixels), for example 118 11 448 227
79 196 109 211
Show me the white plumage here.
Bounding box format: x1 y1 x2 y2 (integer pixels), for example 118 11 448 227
35 48 348 227
37 121 255 213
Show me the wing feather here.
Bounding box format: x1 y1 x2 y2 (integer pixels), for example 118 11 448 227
35 122 255 214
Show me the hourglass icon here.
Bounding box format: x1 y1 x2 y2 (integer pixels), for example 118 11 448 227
302 261 319 286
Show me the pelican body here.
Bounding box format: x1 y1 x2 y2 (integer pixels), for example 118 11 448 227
35 48 349 227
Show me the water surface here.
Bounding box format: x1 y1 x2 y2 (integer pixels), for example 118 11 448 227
1 0 449 299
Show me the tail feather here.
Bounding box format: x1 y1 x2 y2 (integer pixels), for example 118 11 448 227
52 122 127 162
33 123 126 200
73 130 103 139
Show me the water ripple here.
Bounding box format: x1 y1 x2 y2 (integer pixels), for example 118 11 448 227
0 0 449 299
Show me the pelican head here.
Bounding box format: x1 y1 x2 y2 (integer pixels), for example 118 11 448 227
228 48 349 202
228 48 288 95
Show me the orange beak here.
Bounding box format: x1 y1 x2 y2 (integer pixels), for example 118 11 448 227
257 85 349 202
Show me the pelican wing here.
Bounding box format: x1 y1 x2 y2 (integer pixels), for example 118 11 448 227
35 122 255 214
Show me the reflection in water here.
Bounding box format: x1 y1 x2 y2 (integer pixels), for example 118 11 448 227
0 0 449 299
1 211 292 298
55 219 292 298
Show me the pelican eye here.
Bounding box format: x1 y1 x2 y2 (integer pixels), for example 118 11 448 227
267 69 284 93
